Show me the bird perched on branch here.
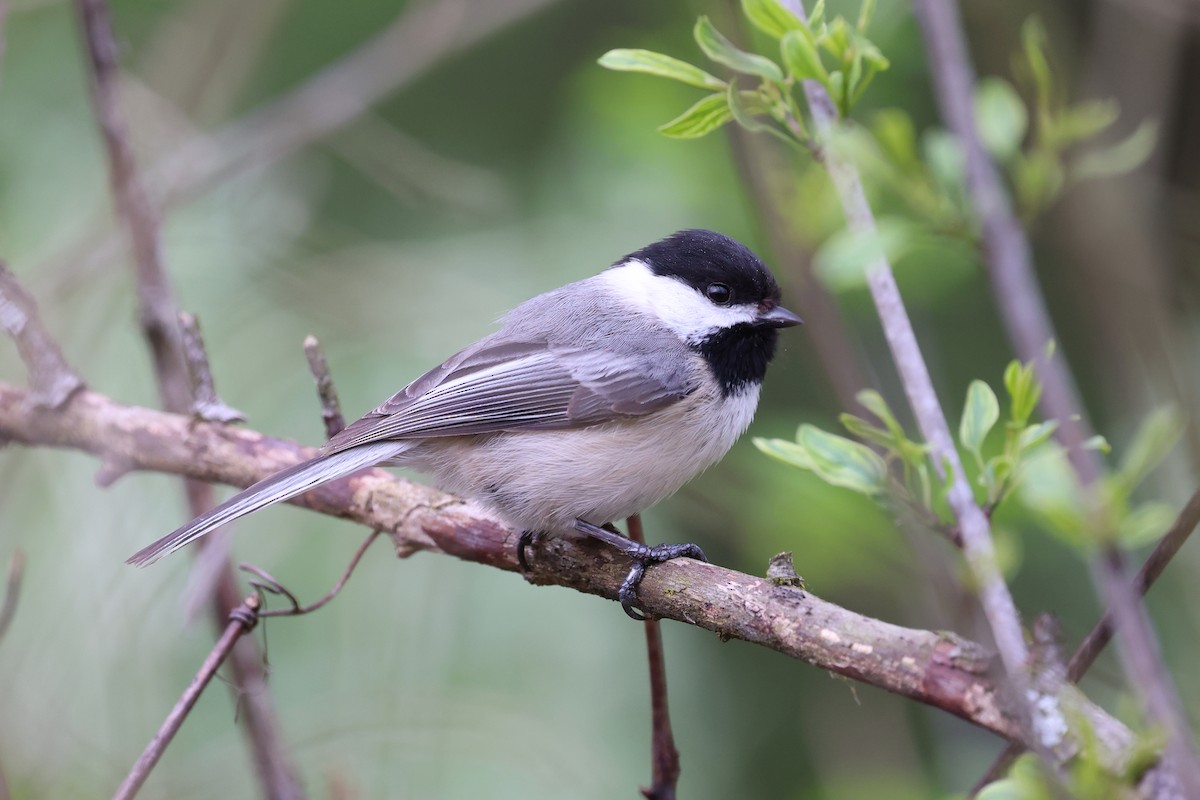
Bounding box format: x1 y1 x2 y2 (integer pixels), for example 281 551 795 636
129 229 802 618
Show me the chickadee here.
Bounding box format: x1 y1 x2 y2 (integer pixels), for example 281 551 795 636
129 229 801 618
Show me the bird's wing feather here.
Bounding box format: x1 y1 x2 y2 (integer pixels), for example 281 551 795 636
323 339 696 453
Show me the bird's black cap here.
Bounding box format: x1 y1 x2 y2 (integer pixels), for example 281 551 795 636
627 228 782 307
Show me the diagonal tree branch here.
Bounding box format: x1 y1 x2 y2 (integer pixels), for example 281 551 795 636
74 1 304 795
0 380 1174 795
778 0 1043 757
0 262 85 409
911 0 1200 793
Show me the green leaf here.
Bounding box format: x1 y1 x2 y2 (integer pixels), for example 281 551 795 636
657 93 734 139
780 29 828 83
1118 501 1177 548
1003 360 1042 425
960 380 1001 457
1021 17 1053 119
1049 99 1117 147
1017 446 1086 546
754 436 816 470
1082 434 1111 453
797 424 888 495
922 129 966 197
1118 406 1183 491
822 17 851 60
813 215 917 290
726 81 776 135
598 49 726 91
871 109 919 169
694 17 785 83
741 0 805 40
1012 148 1064 218
856 0 876 33
974 78 1028 160
839 413 895 450
1072 120 1158 182
809 0 826 29
1017 420 1059 450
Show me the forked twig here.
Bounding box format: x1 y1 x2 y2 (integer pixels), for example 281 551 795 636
240 529 382 618
113 595 261 800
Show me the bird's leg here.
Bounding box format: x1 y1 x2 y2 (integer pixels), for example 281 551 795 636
516 530 540 572
573 518 707 621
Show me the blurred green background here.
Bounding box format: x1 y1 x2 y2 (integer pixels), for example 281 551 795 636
1 0 1199 797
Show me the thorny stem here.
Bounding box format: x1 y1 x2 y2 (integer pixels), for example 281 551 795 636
626 514 681 800
911 0 1200 792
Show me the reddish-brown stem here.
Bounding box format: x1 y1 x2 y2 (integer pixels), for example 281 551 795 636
626 514 681 800
113 595 260 800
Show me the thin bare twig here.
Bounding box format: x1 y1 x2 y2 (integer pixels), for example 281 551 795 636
910 1 1200 792
0 262 85 408
626 514 681 800
780 0 1040 751
113 595 260 800
0 549 24 645
242 528 381 618
74 2 303 795
179 312 244 424
303 335 345 440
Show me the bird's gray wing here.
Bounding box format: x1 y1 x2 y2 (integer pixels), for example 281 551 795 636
323 339 696 453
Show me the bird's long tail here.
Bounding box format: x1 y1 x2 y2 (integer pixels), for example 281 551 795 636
127 442 406 566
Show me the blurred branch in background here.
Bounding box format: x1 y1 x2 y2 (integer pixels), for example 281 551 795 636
74 0 305 795
40 0 557 300
0 262 84 409
776 0 1047 769
911 0 1200 793
0 378 1179 795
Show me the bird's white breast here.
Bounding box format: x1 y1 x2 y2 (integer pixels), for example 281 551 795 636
416 383 761 533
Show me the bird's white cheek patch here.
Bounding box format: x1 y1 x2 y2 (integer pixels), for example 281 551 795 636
600 260 758 340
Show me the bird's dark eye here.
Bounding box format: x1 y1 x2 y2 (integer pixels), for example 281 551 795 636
705 282 732 305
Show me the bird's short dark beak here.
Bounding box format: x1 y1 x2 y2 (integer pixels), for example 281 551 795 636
758 305 804 328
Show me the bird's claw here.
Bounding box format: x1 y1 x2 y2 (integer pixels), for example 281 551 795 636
617 541 708 621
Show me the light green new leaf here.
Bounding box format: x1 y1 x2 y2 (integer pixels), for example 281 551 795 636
726 80 770 132
1017 420 1059 450
797 424 888 495
754 436 816 470
1073 120 1158 182
1118 501 1177 548
856 0 877 33
1118 406 1183 492
780 29 828 83
657 93 734 139
974 78 1028 160
1021 17 1053 118
694 17 784 83
1003 359 1042 426
598 49 726 91
1049 99 1117 147
960 380 1000 457
741 0 805 39
813 215 916 290
871 109 919 169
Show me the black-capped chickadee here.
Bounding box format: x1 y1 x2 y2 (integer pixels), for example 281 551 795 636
129 229 802 618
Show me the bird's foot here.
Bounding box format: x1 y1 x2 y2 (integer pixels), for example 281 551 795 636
516 530 540 572
574 519 707 621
